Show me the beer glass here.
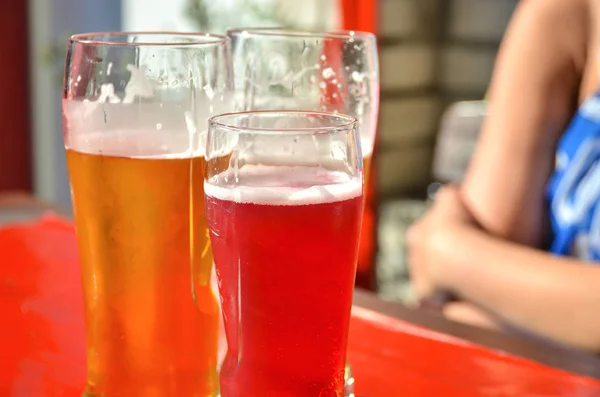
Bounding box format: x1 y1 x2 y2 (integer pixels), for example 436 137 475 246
227 28 378 179
63 32 232 396
204 110 364 397
227 27 379 394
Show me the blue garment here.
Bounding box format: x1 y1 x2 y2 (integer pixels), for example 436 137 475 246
547 92 600 261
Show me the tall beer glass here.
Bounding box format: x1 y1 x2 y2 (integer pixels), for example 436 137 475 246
227 27 378 394
204 111 364 397
227 28 378 285
63 32 232 397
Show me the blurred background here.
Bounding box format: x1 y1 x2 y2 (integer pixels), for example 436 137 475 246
1 0 518 304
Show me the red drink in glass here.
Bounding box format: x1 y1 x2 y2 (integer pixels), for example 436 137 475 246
206 166 363 397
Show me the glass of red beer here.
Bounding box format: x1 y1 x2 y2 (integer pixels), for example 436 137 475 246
204 110 364 397
227 28 378 395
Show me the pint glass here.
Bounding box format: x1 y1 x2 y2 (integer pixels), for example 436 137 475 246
227 27 379 394
204 111 364 397
63 32 232 396
228 28 378 285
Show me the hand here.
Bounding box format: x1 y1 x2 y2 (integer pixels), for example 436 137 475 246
407 185 474 300
443 302 504 331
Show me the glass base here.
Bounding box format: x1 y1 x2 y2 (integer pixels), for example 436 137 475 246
81 366 356 397
82 388 219 397
344 362 355 397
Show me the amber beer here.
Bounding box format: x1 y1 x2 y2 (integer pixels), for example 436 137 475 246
362 138 373 190
66 133 219 397
355 137 375 289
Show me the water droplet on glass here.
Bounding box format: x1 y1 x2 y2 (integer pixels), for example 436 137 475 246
322 67 335 79
156 123 163 130
320 54 327 61
203 84 215 100
351 71 363 82
319 82 327 89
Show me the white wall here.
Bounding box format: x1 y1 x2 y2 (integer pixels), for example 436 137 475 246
123 0 195 31
122 0 340 33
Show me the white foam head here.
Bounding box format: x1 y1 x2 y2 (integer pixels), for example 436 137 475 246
204 165 362 206
65 128 205 159
63 56 232 158
63 99 210 158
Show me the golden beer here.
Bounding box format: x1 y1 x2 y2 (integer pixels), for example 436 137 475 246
356 138 375 288
363 155 372 192
360 136 374 189
67 146 219 397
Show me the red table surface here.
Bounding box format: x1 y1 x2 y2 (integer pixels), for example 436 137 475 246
1 215 600 396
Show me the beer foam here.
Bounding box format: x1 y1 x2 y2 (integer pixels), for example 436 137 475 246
204 165 362 205
65 129 206 158
63 97 233 158
131 152 203 159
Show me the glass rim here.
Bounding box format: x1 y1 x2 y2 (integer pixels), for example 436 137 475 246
226 27 376 41
209 110 358 135
69 31 228 47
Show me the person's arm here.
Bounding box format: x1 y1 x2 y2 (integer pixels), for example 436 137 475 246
462 0 589 247
437 224 600 351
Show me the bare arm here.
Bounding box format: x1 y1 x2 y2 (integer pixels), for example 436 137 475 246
437 224 600 351
462 0 588 247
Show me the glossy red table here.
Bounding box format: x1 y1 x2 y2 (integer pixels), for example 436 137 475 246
1 195 600 396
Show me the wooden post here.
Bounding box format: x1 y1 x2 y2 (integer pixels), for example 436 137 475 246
0 0 32 192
